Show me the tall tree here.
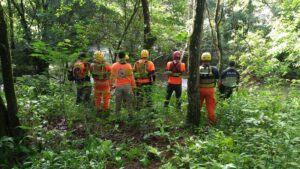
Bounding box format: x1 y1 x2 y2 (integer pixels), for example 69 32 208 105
141 0 155 50
113 0 140 62
215 0 224 71
0 4 21 137
187 0 206 126
7 0 15 49
207 0 224 71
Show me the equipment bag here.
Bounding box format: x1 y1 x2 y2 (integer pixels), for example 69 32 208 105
135 60 149 78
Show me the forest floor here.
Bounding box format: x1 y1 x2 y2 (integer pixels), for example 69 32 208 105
3 76 300 168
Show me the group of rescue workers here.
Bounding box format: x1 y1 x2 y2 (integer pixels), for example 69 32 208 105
71 49 239 124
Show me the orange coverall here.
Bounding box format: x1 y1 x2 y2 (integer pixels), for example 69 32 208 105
199 65 219 124
90 63 111 112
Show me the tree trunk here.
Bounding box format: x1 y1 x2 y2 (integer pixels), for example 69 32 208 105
0 96 10 136
206 0 224 71
0 4 21 137
114 1 139 61
186 0 206 126
141 0 155 50
7 0 15 49
206 2 218 54
215 0 224 71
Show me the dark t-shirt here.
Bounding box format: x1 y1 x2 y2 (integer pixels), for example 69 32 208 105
221 67 240 80
220 67 240 87
211 66 220 79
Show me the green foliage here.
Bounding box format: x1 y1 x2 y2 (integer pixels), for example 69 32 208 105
12 74 300 168
3 0 300 168
162 87 300 168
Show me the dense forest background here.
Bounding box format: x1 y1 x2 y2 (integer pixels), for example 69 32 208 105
0 0 299 168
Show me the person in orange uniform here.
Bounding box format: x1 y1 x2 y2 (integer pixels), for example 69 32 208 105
73 52 91 104
110 51 136 116
164 51 186 110
133 49 155 109
198 52 219 124
90 51 111 116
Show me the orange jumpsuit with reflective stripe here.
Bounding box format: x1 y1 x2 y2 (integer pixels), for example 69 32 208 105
90 63 111 111
199 65 219 124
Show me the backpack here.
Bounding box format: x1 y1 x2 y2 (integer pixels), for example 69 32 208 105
91 63 109 80
199 65 215 87
73 61 87 81
134 60 149 79
169 62 182 77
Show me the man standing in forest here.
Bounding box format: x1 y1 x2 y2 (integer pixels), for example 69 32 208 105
90 51 111 117
73 52 91 104
219 60 240 99
133 49 155 110
198 52 219 125
110 51 136 117
164 51 186 110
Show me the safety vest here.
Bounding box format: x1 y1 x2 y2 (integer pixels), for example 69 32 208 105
134 60 149 79
91 63 109 81
169 62 182 77
73 61 89 81
199 65 215 88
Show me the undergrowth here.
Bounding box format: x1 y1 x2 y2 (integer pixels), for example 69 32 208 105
1 75 300 168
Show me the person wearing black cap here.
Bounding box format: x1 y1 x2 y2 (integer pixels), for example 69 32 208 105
219 60 240 99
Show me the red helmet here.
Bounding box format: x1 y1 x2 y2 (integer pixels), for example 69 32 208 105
173 51 181 60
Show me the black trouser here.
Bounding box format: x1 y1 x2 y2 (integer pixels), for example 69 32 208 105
76 82 91 104
135 83 153 109
219 84 233 99
164 84 182 109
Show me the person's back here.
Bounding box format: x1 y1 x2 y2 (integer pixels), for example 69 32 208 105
198 52 219 125
73 52 91 104
199 64 219 88
219 60 240 98
164 51 186 109
90 51 111 116
133 49 155 109
111 62 135 87
73 60 90 83
110 52 136 116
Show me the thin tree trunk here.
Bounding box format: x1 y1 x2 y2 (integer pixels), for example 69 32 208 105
0 96 10 136
215 0 224 71
187 0 206 126
206 2 218 53
11 0 49 74
141 0 155 50
0 4 21 137
7 0 15 49
113 1 140 62
11 0 32 42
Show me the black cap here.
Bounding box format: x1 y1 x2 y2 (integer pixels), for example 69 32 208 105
118 51 125 59
229 60 236 67
79 52 86 59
